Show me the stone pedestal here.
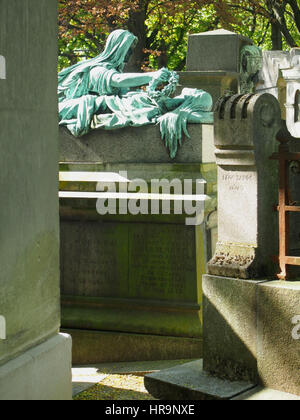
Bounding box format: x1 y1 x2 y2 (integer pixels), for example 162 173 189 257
145 278 300 400
186 29 252 73
177 30 254 104
257 281 300 395
203 275 262 383
208 93 281 279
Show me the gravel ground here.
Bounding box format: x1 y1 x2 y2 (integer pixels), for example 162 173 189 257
72 360 194 400
74 373 156 400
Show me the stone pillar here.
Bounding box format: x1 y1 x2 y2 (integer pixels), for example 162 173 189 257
0 0 72 400
178 29 254 103
208 93 281 279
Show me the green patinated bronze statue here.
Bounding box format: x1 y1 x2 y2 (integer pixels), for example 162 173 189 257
58 29 213 158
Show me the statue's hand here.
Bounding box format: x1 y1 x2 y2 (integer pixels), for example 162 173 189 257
152 68 170 84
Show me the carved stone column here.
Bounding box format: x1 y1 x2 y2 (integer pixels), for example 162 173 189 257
208 93 281 279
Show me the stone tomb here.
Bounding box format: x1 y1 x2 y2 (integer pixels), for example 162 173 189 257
59 124 217 364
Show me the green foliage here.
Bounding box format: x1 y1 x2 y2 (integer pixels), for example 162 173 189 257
58 0 300 72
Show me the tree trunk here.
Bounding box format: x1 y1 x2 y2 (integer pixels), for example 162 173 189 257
271 21 283 50
126 0 149 71
267 0 298 48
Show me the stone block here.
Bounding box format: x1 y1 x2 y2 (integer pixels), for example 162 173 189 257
59 123 215 164
144 360 255 400
60 221 203 339
64 329 202 365
178 71 239 105
186 29 253 73
257 281 300 396
0 334 72 401
203 274 263 383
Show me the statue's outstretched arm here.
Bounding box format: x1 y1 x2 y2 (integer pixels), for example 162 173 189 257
111 68 170 89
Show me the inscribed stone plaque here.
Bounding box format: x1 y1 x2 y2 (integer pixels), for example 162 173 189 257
128 224 197 302
218 168 257 245
60 221 129 298
61 221 197 304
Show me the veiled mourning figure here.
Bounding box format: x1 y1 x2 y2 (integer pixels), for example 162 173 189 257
58 29 213 158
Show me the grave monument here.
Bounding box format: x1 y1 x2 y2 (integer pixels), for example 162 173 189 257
145 93 300 400
58 30 226 364
59 29 262 365
0 0 72 400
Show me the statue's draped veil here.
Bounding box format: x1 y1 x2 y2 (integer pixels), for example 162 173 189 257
58 30 138 101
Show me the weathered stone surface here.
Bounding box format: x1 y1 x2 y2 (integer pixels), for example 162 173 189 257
61 221 203 338
178 71 239 105
177 29 255 105
64 329 202 365
208 93 281 279
0 0 72 400
281 50 300 138
59 123 215 164
144 360 255 400
257 48 300 137
0 334 72 401
203 274 264 383
0 0 61 366
186 29 253 73
61 222 197 302
257 51 290 96
232 386 300 401
257 281 300 396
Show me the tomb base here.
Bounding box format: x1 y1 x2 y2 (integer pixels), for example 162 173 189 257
144 360 255 400
145 277 300 399
64 329 202 365
144 360 300 400
0 333 72 401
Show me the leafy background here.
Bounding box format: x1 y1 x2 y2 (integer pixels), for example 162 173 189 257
58 0 300 71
